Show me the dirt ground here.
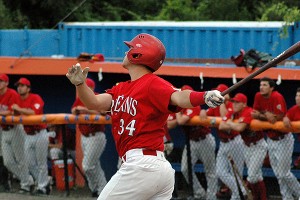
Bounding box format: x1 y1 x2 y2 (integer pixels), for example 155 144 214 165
0 184 94 200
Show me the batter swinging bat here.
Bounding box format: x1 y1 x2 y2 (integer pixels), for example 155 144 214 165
221 41 300 96
228 156 253 200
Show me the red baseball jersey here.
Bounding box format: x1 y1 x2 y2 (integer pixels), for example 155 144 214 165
49 126 76 150
181 106 210 140
207 101 233 139
163 113 176 142
253 91 287 138
19 93 47 134
106 73 180 157
72 95 105 135
286 105 300 121
224 107 263 144
253 91 286 116
206 101 233 117
0 88 20 129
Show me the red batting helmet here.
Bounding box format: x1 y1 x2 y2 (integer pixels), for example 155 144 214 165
124 33 166 72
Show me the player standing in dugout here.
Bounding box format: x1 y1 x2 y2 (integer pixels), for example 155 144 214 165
66 33 225 199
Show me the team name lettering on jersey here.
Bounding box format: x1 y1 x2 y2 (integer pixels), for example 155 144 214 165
111 95 138 116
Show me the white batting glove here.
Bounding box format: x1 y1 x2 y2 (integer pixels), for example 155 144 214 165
204 90 225 108
66 63 90 86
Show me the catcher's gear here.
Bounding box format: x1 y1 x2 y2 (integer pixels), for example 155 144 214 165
66 63 90 86
124 33 166 72
204 90 224 108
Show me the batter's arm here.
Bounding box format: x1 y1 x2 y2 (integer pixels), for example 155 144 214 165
76 83 112 112
170 90 195 108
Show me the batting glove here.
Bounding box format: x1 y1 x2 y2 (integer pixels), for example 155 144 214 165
66 63 90 86
204 90 225 108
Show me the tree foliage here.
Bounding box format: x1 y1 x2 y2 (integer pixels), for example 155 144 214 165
0 0 299 29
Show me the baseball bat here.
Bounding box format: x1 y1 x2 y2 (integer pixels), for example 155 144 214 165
228 156 245 200
228 156 253 200
221 41 300 96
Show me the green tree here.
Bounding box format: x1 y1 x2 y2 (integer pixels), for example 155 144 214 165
261 2 300 37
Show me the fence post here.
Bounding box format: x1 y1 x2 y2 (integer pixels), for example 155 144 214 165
61 124 70 196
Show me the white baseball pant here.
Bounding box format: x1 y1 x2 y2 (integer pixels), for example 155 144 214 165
81 132 107 194
216 135 246 200
24 129 49 190
98 149 174 200
181 133 217 199
267 133 300 200
244 138 267 183
1 125 33 189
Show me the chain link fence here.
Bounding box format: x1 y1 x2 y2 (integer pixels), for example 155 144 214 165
0 118 300 199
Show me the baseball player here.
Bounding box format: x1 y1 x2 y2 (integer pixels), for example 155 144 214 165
0 74 34 193
199 84 232 198
48 124 76 183
220 93 267 200
283 87 300 131
251 77 300 200
176 85 217 200
71 78 107 197
12 77 50 195
66 33 224 199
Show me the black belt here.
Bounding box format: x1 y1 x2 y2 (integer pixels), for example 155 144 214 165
83 132 97 137
220 136 236 143
269 135 285 141
191 135 207 142
2 125 14 131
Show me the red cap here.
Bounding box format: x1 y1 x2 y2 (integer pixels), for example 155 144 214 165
231 93 247 103
15 78 31 87
181 85 193 91
0 74 9 82
214 84 228 92
86 78 95 89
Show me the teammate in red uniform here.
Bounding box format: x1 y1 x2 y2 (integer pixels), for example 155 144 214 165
66 33 224 199
176 85 217 199
0 74 34 193
12 78 50 195
220 93 267 200
71 78 107 197
283 87 300 129
200 84 232 198
252 77 300 200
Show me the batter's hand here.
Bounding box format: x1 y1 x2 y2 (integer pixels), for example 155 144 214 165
66 63 90 86
204 90 225 108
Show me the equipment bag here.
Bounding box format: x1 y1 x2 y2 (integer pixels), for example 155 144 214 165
231 49 273 72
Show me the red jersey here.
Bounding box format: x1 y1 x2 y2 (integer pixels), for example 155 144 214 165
286 105 300 121
49 126 76 150
0 88 20 129
206 101 233 117
253 91 286 115
181 106 210 140
225 107 263 144
72 96 105 135
207 101 233 139
253 91 287 138
19 93 47 133
106 73 179 157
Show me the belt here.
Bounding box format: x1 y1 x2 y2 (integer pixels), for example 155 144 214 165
82 132 97 137
2 125 14 131
244 141 257 147
191 135 207 142
220 136 236 143
26 129 43 135
122 149 165 162
269 135 285 141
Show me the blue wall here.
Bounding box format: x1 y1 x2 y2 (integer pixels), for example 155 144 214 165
0 21 299 59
